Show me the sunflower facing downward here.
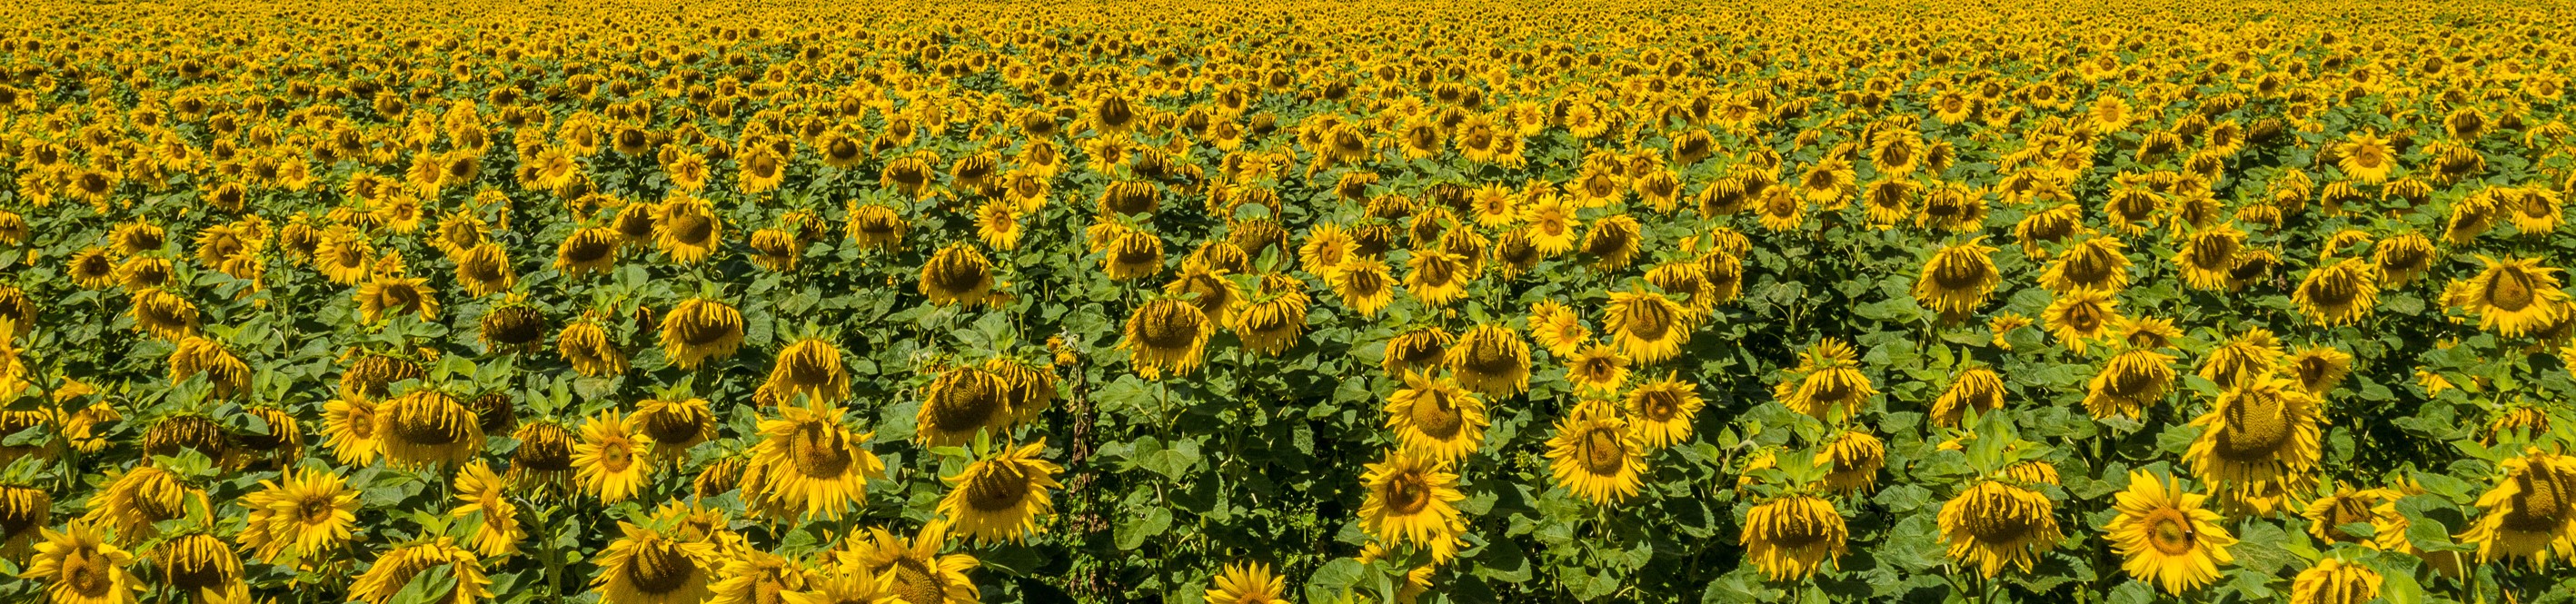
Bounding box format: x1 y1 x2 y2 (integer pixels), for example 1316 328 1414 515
374 390 483 467
1932 367 2006 428
21 520 140 604
660 298 746 370
2289 559 2382 604
1385 371 1489 463
592 521 719 604
1940 480 2063 578
1445 323 1531 398
1204 562 1287 604
2293 257 2381 327
1120 298 1215 380
351 539 490 604
1911 237 2000 320
1773 339 1876 420
837 521 980 604
2104 471 2236 595
1358 451 1466 558
2085 349 2177 420
2442 255 2571 337
1740 495 1847 581
2458 449 2576 567
2184 375 2323 485
1547 401 1646 506
939 440 1063 544
750 399 885 522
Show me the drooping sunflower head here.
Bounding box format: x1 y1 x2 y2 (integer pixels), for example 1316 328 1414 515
357 276 441 324
1939 480 2064 578
559 314 629 378
845 204 908 252
2284 346 2353 394
2289 559 2384 604
1932 367 2007 428
1120 299 1214 380
2198 326 2284 388
129 289 200 342
1912 237 2001 320
2460 450 2576 568
591 521 719 604
2041 236 2131 293
2372 233 2435 285
510 421 579 493
1739 494 1848 581
1606 287 1693 364
1103 230 1166 282
939 440 1062 544
1578 214 1643 271
633 397 714 459
2293 258 2382 327
1379 327 1455 377
918 365 1013 446
1775 339 1875 420
1330 256 1396 317
1816 431 1886 494
1444 323 1531 398
554 227 623 277
373 390 484 467
2084 349 2177 420
918 243 996 307
153 531 243 596
762 338 850 405
659 298 745 370
838 521 979 604
2173 225 2246 291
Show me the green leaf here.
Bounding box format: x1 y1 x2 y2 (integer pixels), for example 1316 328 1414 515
1113 505 1171 550
1306 558 1368 604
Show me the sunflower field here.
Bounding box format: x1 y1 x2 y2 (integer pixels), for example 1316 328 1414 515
6 0 2576 602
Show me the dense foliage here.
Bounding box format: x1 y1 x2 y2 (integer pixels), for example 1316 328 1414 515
0 1 2573 603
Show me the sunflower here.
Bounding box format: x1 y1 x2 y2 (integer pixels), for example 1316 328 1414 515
763 338 850 405
373 390 482 467
1773 339 1875 420
2043 288 2122 352
2184 375 2322 484
1434 323 1530 398
1165 262 1242 323
1527 302 1589 358
1232 283 1311 356
2442 255 2571 337
2292 258 2380 327
1 485 48 558
1520 196 1580 255
1940 480 2063 578
1560 342 1631 394
710 550 813 604
1624 372 1703 449
2284 346 2353 394
236 468 358 565
1547 401 1646 506
560 313 630 378
1358 451 1465 556
2372 233 2436 285
939 440 1061 544
1119 298 1214 380
838 521 979 604
1605 288 1692 364
555 227 623 276
573 410 655 503
154 531 242 599
1383 371 1488 463
845 204 908 252
592 521 718 604
21 520 140 604
1932 367 2006 428
2040 236 2130 293
510 422 579 494
2289 559 2382 604
129 289 198 342
1328 257 1396 317
750 399 884 521
1204 562 1287 604
655 195 723 264
2105 471 2236 594
1101 229 1165 281
2198 326 2284 388
351 539 490 604
1739 494 1847 581
2085 349 2177 419
2332 132 2395 184
84 465 196 542
2300 485 2407 548
634 397 713 460
67 248 118 290
920 243 996 306
1912 237 2000 319
2173 225 2245 291
661 298 746 370
1817 431 1886 494
2459 450 2576 567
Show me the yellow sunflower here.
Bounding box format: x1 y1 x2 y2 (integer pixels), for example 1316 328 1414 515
2442 255 2571 337
236 468 358 565
1204 562 1287 604
373 390 483 467
450 460 522 558
1605 288 1692 364
1939 480 2063 578
572 410 655 503
2184 375 2322 484
592 521 719 604
920 243 997 306
1328 256 1397 317
351 539 489 604
1527 302 1589 358
938 440 1061 544
2040 236 2131 293
1119 298 1214 380
836 521 979 604
1384 371 1489 463
750 398 884 522
2104 470 2236 594
1772 339 1875 420
1444 323 1530 398
1932 367 2006 428
2085 349 2177 420
1740 495 1847 581
2290 559 2382 604
21 520 140 604
2043 288 2122 352
2293 258 2381 327
1624 372 1703 449
1546 401 1646 506
660 298 746 370
1358 451 1465 559
1912 237 2000 319
2458 450 2576 568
